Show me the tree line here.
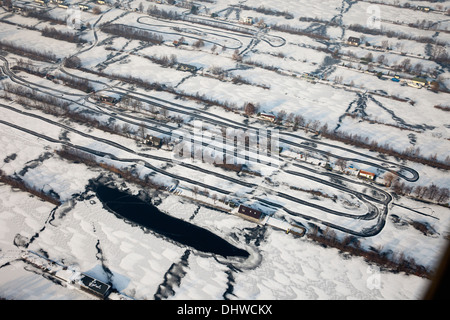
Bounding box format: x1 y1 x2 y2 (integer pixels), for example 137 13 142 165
385 171 450 205
41 26 87 44
101 24 163 45
0 169 61 206
0 40 57 63
307 225 432 279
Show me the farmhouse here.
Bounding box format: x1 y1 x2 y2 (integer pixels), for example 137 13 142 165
144 135 162 148
177 63 198 73
358 170 376 180
94 94 120 105
244 17 254 25
260 113 276 122
238 205 263 222
417 6 430 12
79 4 90 10
411 77 427 87
347 37 361 46
173 40 188 47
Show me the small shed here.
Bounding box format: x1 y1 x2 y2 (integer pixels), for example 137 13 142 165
358 170 376 180
177 64 198 73
238 205 263 221
144 135 162 148
260 113 276 122
347 37 361 46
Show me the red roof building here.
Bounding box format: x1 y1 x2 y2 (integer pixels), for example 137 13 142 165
358 170 376 180
238 205 263 221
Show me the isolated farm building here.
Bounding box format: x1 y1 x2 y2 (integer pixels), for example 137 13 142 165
411 77 427 87
173 40 188 47
238 205 263 222
78 273 112 299
358 170 376 180
177 63 198 73
144 135 162 148
260 113 276 122
417 6 430 12
79 4 90 10
347 166 359 176
244 17 254 25
347 37 361 46
95 94 120 105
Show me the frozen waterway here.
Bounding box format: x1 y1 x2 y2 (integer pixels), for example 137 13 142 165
95 185 249 259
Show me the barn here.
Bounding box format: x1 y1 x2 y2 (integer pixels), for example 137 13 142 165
238 205 263 222
144 135 162 148
358 170 376 180
347 37 361 46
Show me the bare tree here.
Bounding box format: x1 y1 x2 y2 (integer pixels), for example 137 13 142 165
192 186 199 197
384 171 398 187
244 102 257 116
138 122 147 139
293 115 304 131
193 39 205 48
437 188 449 203
427 183 439 201
92 6 102 14
335 159 347 172
276 110 287 124
413 185 424 198
377 54 386 65
413 63 423 75
232 49 242 62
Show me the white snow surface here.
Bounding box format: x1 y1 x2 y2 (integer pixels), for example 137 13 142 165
1 0 449 301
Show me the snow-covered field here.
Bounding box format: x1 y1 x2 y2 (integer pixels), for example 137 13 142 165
1 0 449 302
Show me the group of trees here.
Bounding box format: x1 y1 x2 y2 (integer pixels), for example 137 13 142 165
146 4 180 20
271 24 330 41
101 24 163 45
56 147 164 191
0 40 57 63
41 26 86 44
263 108 450 171
308 225 431 279
240 4 294 19
385 171 450 204
348 23 446 46
54 73 94 93
2 83 70 115
0 169 61 206
144 53 178 68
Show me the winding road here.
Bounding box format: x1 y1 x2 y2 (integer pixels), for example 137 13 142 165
0 4 424 237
